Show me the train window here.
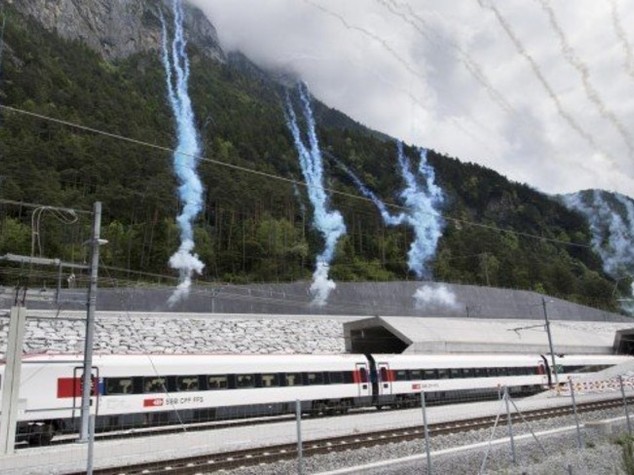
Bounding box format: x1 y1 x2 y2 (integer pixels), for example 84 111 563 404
176 376 199 392
379 367 389 382
358 367 368 383
498 368 509 376
306 372 324 385
261 374 279 387
463 368 475 378
473 368 485 377
570 364 611 373
486 368 498 377
437 369 449 379
343 371 354 384
449 369 462 379
285 373 302 386
236 374 255 388
329 372 343 384
208 375 228 390
423 370 436 380
106 377 134 395
395 370 409 381
143 377 166 393
410 370 423 380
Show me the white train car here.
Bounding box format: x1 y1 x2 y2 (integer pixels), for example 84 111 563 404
1 352 631 445
369 353 547 407
2 353 371 444
368 353 632 407
552 354 632 381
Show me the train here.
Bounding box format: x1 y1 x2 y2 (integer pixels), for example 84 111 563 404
0 351 630 445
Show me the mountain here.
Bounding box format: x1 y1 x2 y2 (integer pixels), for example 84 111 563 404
0 0 622 312
561 190 634 312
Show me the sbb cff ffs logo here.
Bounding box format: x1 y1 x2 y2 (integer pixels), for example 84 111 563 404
143 398 164 407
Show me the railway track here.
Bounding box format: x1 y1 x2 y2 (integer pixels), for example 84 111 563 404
65 396 633 475
38 413 298 447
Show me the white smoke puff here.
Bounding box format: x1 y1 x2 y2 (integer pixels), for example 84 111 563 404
167 239 205 306
414 284 459 309
310 261 336 306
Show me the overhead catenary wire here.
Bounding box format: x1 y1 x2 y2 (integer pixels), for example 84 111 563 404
0 198 92 215
0 104 592 250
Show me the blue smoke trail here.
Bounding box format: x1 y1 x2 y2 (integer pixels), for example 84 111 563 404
336 159 405 226
396 142 445 279
160 0 205 305
340 142 444 279
285 85 346 306
340 144 451 308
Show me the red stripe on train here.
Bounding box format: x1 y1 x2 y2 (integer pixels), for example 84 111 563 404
57 377 82 398
144 398 164 407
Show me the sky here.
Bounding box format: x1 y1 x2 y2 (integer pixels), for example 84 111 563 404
189 0 634 198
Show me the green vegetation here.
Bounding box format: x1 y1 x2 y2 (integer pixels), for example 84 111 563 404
616 434 634 474
0 6 620 311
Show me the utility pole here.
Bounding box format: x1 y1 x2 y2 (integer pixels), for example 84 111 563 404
79 202 102 443
542 297 559 387
0 303 26 455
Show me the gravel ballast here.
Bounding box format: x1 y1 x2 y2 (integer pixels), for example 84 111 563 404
219 408 634 474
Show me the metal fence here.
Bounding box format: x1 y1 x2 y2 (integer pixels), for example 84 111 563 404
2 365 634 474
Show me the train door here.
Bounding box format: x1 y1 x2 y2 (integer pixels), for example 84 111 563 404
537 356 551 388
71 366 100 426
355 362 370 398
377 363 392 396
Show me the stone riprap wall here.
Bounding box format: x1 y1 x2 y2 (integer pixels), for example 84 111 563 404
0 312 346 359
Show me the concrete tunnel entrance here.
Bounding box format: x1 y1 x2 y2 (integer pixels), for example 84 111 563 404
348 326 409 354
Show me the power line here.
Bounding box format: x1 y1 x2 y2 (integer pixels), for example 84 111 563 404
0 199 92 215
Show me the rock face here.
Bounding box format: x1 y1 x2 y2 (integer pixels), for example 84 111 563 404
9 0 225 62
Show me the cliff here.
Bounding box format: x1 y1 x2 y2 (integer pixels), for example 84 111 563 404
7 0 224 62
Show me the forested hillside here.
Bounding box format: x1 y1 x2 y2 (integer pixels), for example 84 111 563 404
0 3 618 311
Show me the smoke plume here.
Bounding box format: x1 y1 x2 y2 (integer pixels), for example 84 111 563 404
563 191 634 276
562 190 634 313
285 84 346 306
340 143 457 307
160 0 205 305
336 159 405 226
414 284 459 309
340 142 446 280
376 0 514 115
396 143 445 279
476 0 617 167
537 0 634 157
609 0 634 82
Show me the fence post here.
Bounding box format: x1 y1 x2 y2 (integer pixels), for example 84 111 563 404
0 305 27 455
568 377 584 449
295 400 303 475
619 375 632 435
87 414 95 475
421 389 432 474
503 386 516 465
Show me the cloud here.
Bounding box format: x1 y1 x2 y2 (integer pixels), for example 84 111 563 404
190 0 634 197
